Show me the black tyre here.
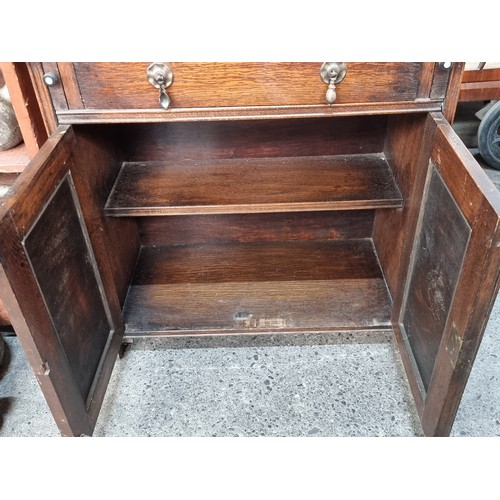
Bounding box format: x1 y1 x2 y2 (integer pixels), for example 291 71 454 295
478 101 500 170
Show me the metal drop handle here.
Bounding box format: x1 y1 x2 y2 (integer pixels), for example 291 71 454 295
320 62 347 106
147 63 173 110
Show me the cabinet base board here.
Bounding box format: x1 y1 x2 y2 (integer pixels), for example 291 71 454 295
122 240 392 336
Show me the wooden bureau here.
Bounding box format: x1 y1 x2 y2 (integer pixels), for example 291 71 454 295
1 62 499 436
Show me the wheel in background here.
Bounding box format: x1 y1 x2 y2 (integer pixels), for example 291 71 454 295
478 101 500 170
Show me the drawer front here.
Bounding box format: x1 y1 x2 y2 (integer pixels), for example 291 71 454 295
74 62 424 109
48 62 434 111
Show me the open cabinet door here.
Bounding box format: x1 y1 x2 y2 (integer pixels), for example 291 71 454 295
396 113 500 436
0 126 124 436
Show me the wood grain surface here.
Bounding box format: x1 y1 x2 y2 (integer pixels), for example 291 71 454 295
105 154 402 216
123 240 391 335
393 113 500 436
0 126 125 436
0 128 97 435
133 240 382 285
138 211 374 246
72 126 141 307
402 167 471 390
24 177 111 400
373 113 434 298
72 62 423 110
117 116 387 162
55 101 444 124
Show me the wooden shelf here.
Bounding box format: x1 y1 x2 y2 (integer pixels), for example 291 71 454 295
123 239 392 337
105 154 403 216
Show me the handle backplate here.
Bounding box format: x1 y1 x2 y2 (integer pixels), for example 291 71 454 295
320 62 347 106
147 63 174 110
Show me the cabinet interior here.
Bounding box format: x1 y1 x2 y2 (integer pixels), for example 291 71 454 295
71 113 431 338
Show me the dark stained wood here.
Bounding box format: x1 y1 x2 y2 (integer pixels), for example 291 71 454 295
401 166 471 390
426 215 500 436
125 280 392 336
0 258 89 434
56 100 443 124
0 126 124 436
442 63 465 124
24 177 111 400
429 63 451 100
73 62 424 110
105 154 402 216
2 62 498 438
124 240 392 336
0 63 49 157
395 113 500 436
67 125 139 426
139 211 374 246
71 125 140 307
27 63 58 135
57 63 83 109
416 63 436 98
373 114 440 417
118 116 387 162
373 113 436 299
41 62 68 112
0 128 93 435
134 240 382 285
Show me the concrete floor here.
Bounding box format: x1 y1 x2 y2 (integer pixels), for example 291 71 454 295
0 104 499 437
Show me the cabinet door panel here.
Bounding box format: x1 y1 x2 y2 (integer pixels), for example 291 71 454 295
396 113 500 436
0 126 123 436
402 167 471 391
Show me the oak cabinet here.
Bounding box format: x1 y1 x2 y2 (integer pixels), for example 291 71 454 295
1 62 498 436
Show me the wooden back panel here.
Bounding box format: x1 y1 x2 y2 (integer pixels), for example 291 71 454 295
117 116 387 161
139 211 375 247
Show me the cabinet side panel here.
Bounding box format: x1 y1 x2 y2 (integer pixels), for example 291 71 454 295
373 113 436 299
72 126 141 306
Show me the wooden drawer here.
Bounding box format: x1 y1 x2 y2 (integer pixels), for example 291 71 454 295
39 62 454 122
1 62 499 438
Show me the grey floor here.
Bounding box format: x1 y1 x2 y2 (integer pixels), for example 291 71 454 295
0 104 499 437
